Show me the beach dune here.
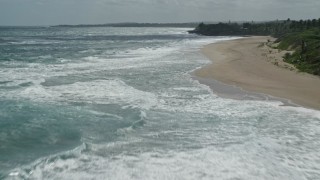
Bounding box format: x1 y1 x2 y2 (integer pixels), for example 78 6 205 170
195 36 320 110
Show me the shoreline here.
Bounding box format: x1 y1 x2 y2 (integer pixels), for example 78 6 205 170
194 36 320 110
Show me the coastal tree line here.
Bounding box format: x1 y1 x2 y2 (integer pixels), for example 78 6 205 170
189 18 320 36
190 19 320 75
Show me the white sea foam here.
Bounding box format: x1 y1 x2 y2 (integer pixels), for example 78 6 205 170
10 79 158 110
9 40 61 45
2 28 320 180
8 136 320 180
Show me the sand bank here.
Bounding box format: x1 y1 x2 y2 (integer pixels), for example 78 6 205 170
195 36 320 110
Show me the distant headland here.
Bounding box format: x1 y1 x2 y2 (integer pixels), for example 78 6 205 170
52 23 199 28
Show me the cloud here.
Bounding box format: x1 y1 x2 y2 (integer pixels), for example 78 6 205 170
0 0 319 25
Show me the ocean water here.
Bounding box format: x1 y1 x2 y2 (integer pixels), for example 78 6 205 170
0 26 320 180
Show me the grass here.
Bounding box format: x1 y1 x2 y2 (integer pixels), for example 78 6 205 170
276 28 320 75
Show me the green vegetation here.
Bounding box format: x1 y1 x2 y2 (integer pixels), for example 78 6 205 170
277 28 320 75
190 19 320 75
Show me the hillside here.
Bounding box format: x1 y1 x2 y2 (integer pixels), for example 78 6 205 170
190 19 320 75
277 28 320 75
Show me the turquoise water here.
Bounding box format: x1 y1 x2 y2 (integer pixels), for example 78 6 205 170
0 27 320 179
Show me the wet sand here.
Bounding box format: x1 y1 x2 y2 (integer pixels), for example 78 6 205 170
195 36 320 110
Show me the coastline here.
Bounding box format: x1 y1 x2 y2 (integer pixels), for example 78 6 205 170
195 36 320 110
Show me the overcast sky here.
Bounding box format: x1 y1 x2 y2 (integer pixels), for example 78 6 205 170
0 0 319 26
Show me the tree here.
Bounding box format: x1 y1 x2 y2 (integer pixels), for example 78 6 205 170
312 19 317 27
306 20 312 29
195 22 205 31
298 20 304 30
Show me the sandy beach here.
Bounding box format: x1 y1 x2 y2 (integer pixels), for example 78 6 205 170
195 36 320 110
